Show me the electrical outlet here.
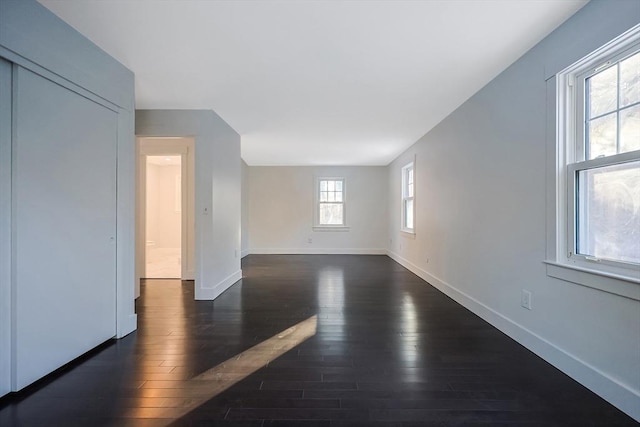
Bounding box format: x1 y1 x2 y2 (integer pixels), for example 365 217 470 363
521 289 532 310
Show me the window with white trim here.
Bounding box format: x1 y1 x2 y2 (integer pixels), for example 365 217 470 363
556 30 640 279
315 178 346 228
401 162 414 233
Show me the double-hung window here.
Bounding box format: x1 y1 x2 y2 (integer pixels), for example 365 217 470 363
401 162 414 233
315 178 346 228
556 29 640 280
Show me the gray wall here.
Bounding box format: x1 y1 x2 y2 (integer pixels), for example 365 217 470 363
387 0 640 419
136 110 242 300
0 0 136 396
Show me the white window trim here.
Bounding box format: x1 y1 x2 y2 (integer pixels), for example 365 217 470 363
546 24 640 300
313 176 349 231
401 161 415 235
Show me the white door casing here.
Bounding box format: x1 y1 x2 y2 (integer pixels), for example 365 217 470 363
136 137 196 296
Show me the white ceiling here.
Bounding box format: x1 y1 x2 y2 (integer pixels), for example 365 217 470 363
39 0 587 166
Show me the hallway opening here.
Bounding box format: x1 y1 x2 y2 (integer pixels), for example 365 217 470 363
137 137 195 294
144 154 182 278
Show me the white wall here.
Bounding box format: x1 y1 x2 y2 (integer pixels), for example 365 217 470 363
241 159 250 257
248 166 387 254
136 110 242 300
146 163 181 249
145 163 160 247
386 0 640 419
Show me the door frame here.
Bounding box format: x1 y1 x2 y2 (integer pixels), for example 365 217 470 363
136 137 195 297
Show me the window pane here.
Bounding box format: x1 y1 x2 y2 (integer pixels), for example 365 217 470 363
408 169 413 185
405 199 414 230
335 191 343 202
320 191 328 202
587 112 617 159
328 180 335 191
620 105 640 153
408 182 413 197
320 180 327 191
320 203 343 225
577 161 640 264
620 52 640 107
588 65 617 118
335 180 343 191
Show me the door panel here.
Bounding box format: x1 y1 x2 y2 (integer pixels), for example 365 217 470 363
0 58 12 396
14 67 117 388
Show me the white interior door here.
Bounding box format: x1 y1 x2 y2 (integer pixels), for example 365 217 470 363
0 58 12 396
13 67 117 388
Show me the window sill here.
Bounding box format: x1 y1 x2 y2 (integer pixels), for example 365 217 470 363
544 261 640 301
313 226 350 232
400 229 415 238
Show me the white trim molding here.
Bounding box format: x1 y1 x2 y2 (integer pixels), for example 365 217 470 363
195 270 242 301
248 248 386 255
314 176 347 228
545 261 640 301
401 161 415 234
312 226 350 232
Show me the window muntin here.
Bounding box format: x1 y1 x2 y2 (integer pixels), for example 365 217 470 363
402 163 414 232
317 178 345 226
582 50 640 160
564 38 640 273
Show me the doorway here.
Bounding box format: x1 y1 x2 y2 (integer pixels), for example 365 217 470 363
137 137 195 296
145 154 182 278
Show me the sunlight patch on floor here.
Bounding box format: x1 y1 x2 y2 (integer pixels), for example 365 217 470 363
129 315 318 424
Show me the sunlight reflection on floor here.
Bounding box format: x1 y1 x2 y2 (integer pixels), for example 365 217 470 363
133 315 318 425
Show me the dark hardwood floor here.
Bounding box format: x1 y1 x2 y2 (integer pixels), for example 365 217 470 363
0 255 636 426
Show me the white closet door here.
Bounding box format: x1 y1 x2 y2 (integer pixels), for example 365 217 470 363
0 58 12 396
14 67 117 388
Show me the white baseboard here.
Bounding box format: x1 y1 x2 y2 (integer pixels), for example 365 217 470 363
116 313 137 339
196 269 242 300
248 248 387 255
386 250 640 422
241 249 250 258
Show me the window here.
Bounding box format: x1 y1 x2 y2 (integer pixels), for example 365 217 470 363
555 28 639 280
402 162 414 233
315 178 347 229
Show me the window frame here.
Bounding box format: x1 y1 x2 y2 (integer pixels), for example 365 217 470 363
313 177 349 231
550 25 640 291
401 162 415 234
